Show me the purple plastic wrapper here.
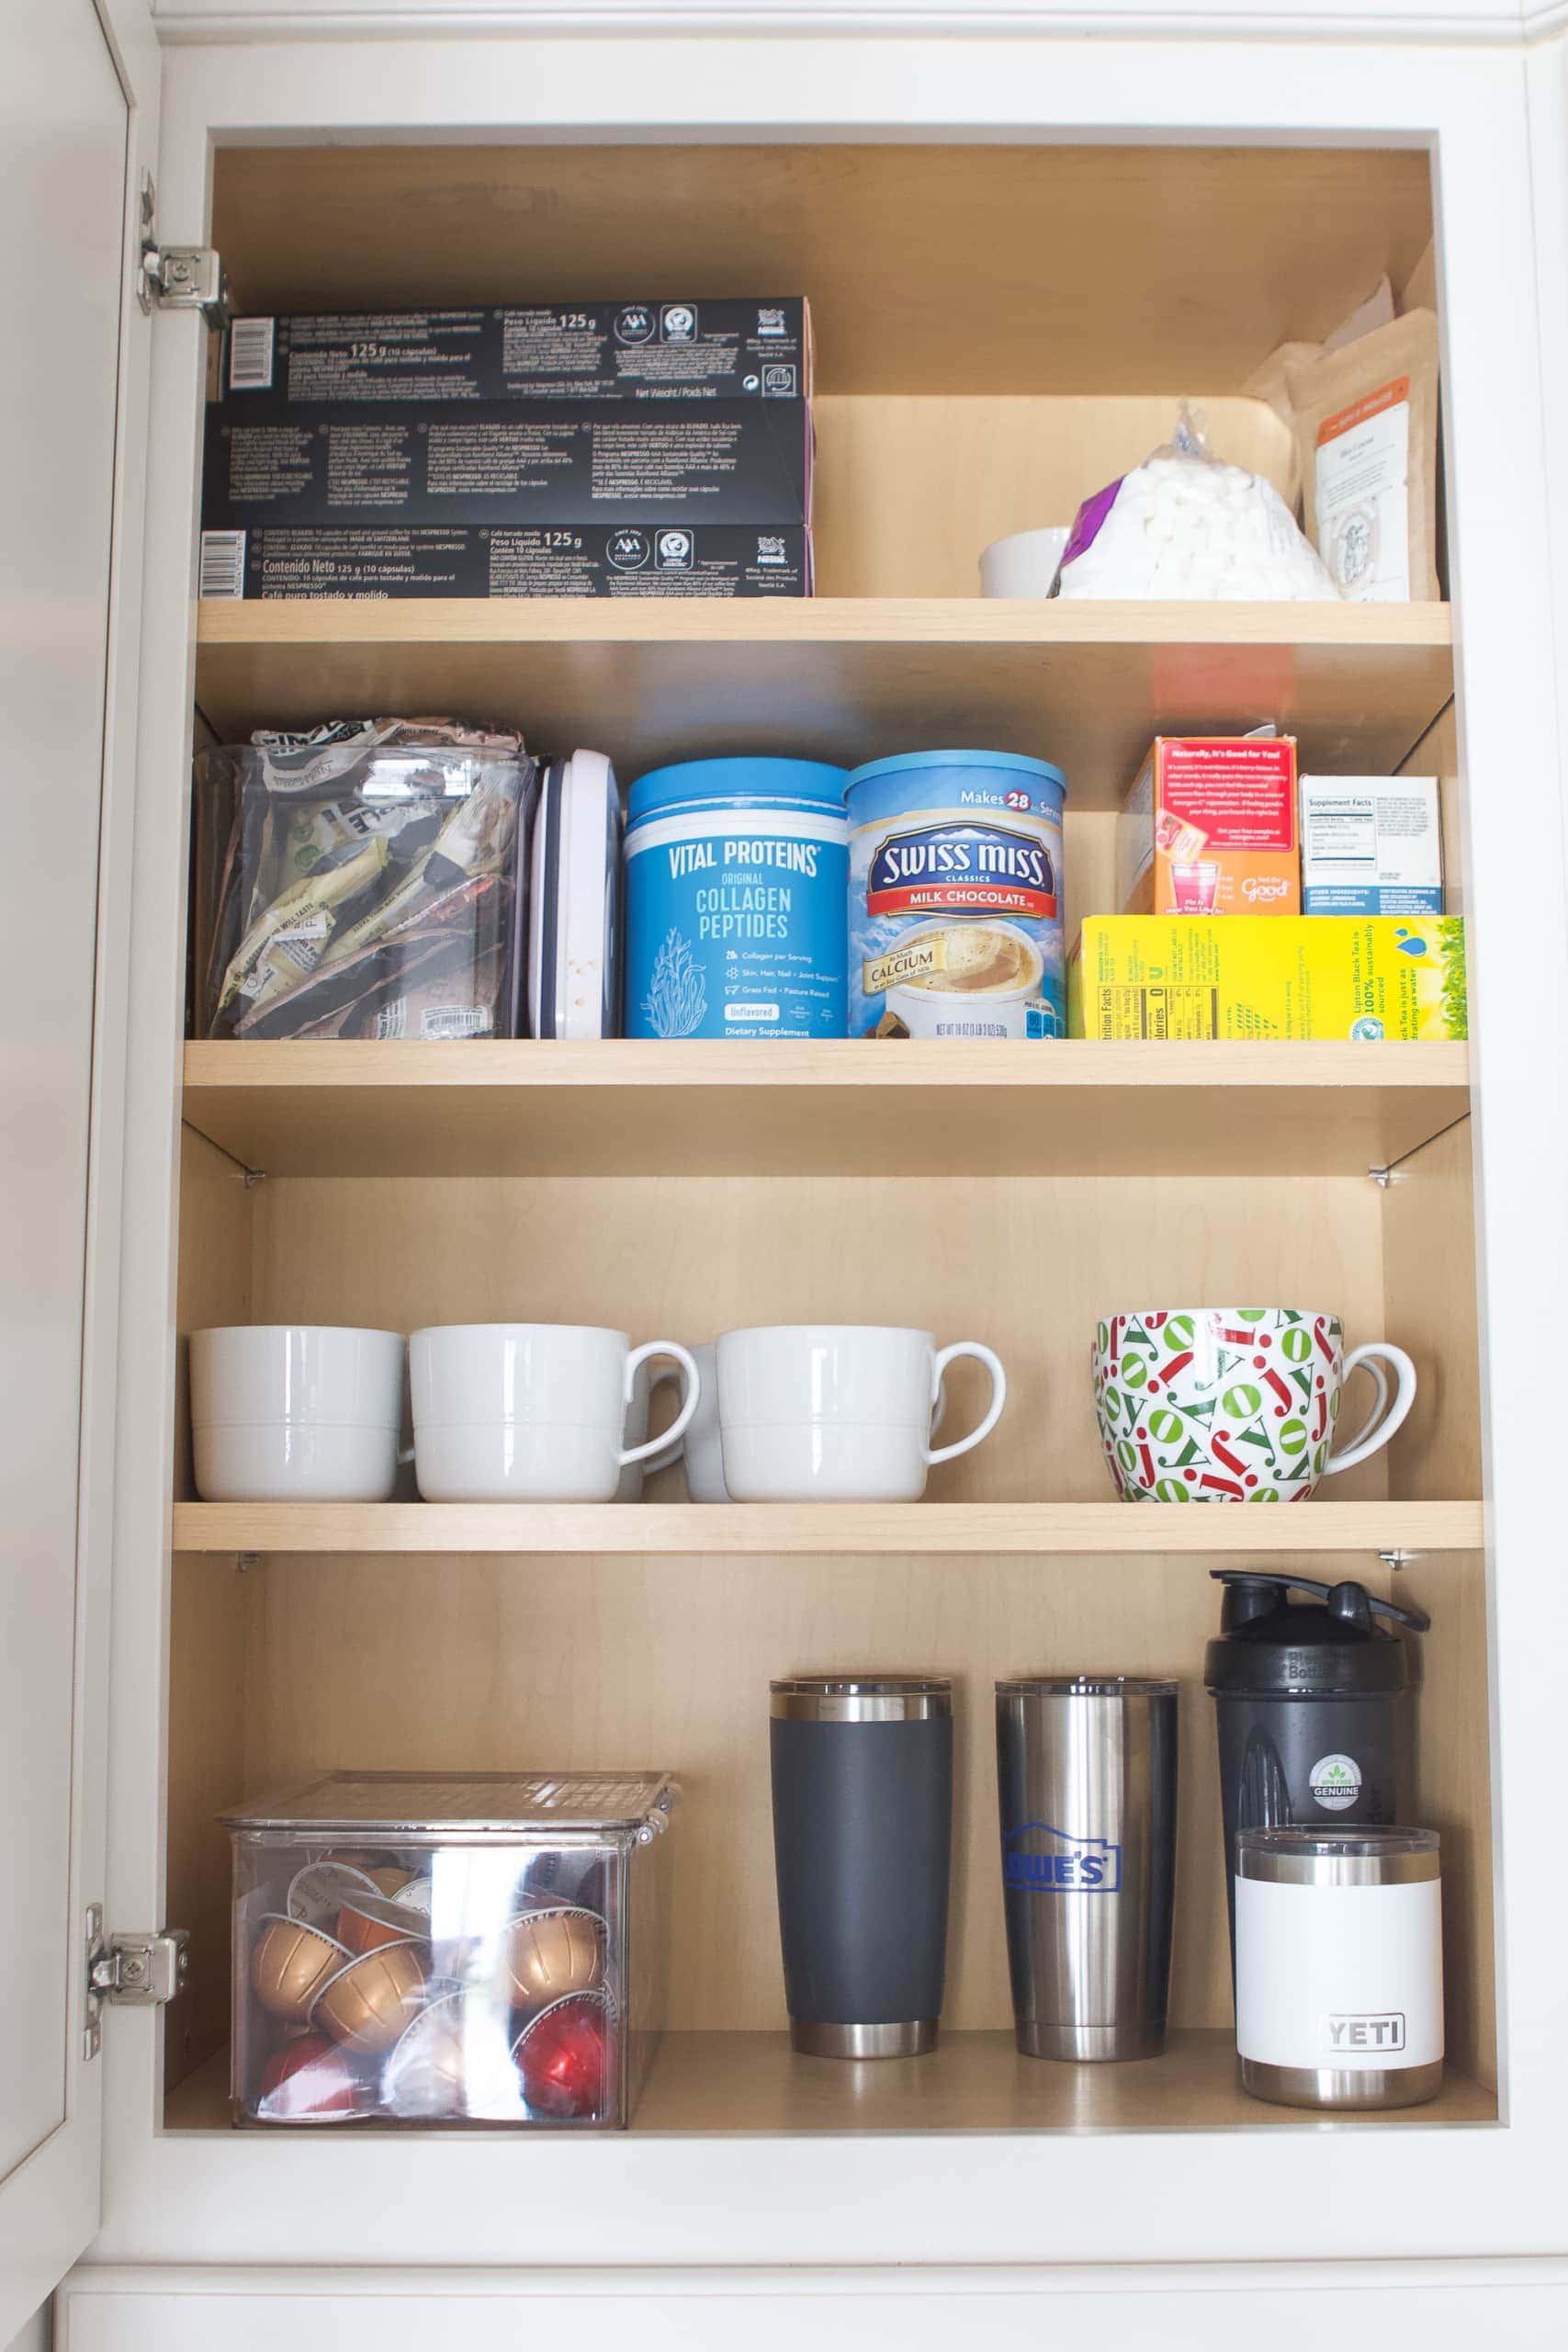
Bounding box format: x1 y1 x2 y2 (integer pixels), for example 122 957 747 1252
1055 476 1125 585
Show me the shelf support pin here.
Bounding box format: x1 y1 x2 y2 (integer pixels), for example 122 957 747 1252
1368 1164 1397 1189
235 1552 259 1574
243 1166 266 1190
1377 1549 1412 1571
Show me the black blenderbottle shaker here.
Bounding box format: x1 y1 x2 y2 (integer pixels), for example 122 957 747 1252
1204 1569 1429 1964
769 1674 953 2058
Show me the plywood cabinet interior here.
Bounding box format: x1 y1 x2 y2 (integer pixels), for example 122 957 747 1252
161 132 1497 2140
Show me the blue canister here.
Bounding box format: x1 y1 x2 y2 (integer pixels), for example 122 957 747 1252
625 758 849 1039
845 750 1067 1040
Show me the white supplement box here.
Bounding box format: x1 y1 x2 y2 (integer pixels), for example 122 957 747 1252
1299 774 1443 916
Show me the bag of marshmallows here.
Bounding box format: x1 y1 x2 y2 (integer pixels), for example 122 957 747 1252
1054 402 1340 603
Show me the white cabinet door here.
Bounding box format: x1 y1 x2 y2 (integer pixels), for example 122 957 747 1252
0 0 154 2334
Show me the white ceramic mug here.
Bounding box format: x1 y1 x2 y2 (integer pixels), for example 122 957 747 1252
617 1360 685 1502
716 1325 1006 1502
885 919 1046 1041
673 1340 952 1503
190 1325 406 1501
409 1324 700 1503
674 1342 730 1503
979 525 1071 597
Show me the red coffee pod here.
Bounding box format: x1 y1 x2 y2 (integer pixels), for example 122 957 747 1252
257 2032 357 2120
511 1990 612 2120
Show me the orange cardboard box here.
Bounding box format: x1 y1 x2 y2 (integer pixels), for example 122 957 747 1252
1116 736 1300 917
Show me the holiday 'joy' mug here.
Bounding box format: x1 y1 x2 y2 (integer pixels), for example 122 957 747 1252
716 1325 1006 1502
1091 1309 1416 1503
410 1324 700 1502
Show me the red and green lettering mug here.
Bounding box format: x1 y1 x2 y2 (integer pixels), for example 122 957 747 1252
1091 1309 1416 1503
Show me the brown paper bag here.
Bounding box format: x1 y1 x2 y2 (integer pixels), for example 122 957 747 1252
1286 310 1441 602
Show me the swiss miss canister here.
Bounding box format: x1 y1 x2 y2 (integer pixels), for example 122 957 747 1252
845 750 1067 1039
625 757 849 1039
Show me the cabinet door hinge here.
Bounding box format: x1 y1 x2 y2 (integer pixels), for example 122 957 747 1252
137 170 231 333
85 1905 190 2059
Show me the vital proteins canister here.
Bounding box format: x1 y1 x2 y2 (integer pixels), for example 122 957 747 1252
625 759 849 1039
845 750 1067 1039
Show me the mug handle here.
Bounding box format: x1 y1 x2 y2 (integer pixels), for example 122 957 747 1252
619 1342 701 1469
925 1342 1008 1468
1321 1342 1417 1475
639 1363 689 1475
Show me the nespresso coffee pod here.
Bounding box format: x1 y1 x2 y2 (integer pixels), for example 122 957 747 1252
388 1875 433 1915
257 2031 360 2119
338 1892 428 1957
511 1989 613 2119
382 1990 469 2120
310 1939 427 2053
503 1906 606 2013
251 1915 352 2023
288 1858 381 1927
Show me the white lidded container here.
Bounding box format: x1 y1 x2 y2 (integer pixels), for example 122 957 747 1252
1235 1826 1443 2110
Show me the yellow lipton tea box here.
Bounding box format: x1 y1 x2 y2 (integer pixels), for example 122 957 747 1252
1068 916 1467 1040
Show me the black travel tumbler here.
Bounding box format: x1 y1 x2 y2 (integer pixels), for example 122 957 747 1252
769 1673 953 2058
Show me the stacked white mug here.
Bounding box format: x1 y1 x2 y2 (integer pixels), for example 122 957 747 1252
190 1326 405 1501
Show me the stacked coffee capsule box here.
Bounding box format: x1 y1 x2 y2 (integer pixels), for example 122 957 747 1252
199 300 814 601
225 1771 677 2128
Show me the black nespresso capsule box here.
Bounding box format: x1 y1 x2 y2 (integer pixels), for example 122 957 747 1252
197 520 813 600
201 400 812 538
220 301 812 407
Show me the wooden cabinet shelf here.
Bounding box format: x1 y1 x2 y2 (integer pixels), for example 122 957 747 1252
172 1499 1483 1556
182 1038 1469 1180
194 597 1452 795
164 2030 1495 2137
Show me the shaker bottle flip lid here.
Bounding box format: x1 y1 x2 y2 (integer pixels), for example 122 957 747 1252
1203 1570 1429 1700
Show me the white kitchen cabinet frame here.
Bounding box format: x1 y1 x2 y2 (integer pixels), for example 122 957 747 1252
72 15 1568 2290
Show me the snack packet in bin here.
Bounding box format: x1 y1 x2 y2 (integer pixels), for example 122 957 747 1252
192 718 538 1041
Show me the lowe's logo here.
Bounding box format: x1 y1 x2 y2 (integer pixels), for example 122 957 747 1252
1003 1822 1122 1893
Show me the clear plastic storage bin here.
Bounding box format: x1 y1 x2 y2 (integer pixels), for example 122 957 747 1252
191 719 537 1041
221 1771 677 2127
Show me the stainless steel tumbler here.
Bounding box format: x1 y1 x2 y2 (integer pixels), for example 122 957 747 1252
771 1675 953 2059
995 1675 1178 2061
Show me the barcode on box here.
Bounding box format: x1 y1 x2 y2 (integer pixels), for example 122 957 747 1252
228 316 276 391
421 1004 495 1040
198 530 246 599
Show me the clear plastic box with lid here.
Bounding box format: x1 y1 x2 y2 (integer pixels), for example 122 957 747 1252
220 1770 677 2128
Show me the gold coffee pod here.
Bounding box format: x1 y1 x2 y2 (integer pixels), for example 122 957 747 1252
366 1865 412 1898
251 1915 351 2023
311 1939 427 2054
502 1906 606 2012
